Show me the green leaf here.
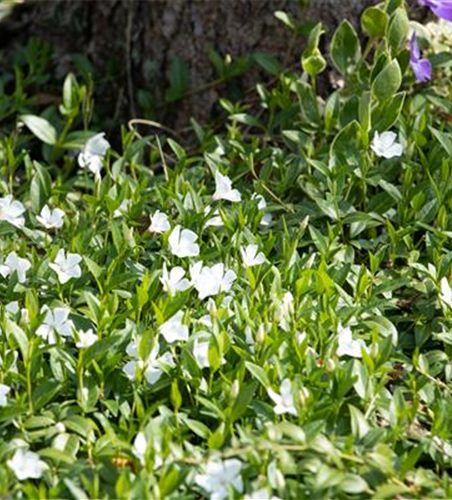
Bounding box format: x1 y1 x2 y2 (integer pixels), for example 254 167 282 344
330 20 361 75
20 114 57 145
361 6 388 39
253 53 282 76
245 361 270 387
372 60 402 101
30 161 52 213
387 8 409 51
6 319 29 362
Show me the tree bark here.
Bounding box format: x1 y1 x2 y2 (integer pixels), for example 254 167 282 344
2 0 373 128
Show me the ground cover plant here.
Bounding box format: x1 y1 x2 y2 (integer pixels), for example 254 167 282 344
1 0 452 498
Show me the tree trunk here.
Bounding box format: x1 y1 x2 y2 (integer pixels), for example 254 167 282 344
2 0 373 128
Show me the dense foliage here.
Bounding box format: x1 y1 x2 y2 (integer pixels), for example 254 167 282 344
1 0 452 498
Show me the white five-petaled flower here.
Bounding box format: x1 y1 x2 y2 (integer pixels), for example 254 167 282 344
76 329 97 349
440 277 452 309
148 210 170 234
0 195 26 228
268 379 298 416
49 249 82 284
36 306 74 344
0 252 31 284
168 225 200 258
371 131 403 159
212 171 242 202
159 311 189 343
251 193 272 226
78 132 110 175
123 341 175 385
336 323 367 358
0 384 10 406
190 262 237 300
195 458 244 500
7 449 48 481
160 263 191 296
132 432 147 466
36 204 65 229
240 244 266 267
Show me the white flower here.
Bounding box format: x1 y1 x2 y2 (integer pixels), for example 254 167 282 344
371 131 403 159
0 252 31 283
133 432 147 466
5 301 19 315
204 206 224 227
49 249 82 284
240 244 266 267
212 171 241 202
274 292 294 332
190 262 237 300
0 195 26 228
193 337 210 368
123 343 175 385
0 384 10 406
160 263 191 295
195 458 244 500
251 193 272 226
440 277 452 309
55 422 66 434
78 132 110 175
7 449 48 481
245 488 282 500
159 311 189 343
148 210 170 234
113 199 132 218
268 379 298 416
168 225 200 258
76 329 97 349
36 307 74 344
336 324 367 358
36 204 65 229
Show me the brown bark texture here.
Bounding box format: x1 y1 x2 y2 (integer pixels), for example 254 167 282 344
1 0 373 128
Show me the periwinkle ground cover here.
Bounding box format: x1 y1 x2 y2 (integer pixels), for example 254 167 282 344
1 0 452 498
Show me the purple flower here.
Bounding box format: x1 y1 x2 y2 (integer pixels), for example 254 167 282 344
418 0 452 21
410 33 432 83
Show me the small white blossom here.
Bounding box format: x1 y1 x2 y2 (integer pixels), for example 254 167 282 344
274 292 294 332
159 311 189 343
190 262 237 300
7 449 48 481
240 244 266 267
252 193 272 226
168 225 200 258
245 488 282 500
212 171 241 202
113 199 132 218
36 307 74 344
0 384 10 406
0 252 31 283
268 379 298 416
371 131 403 159
36 204 65 229
160 263 191 295
78 132 110 175
49 249 82 284
123 343 175 385
0 195 26 228
204 206 224 227
193 337 210 368
336 324 367 358
148 210 170 234
133 432 147 466
76 329 97 349
440 277 452 309
195 458 244 500
55 422 66 434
